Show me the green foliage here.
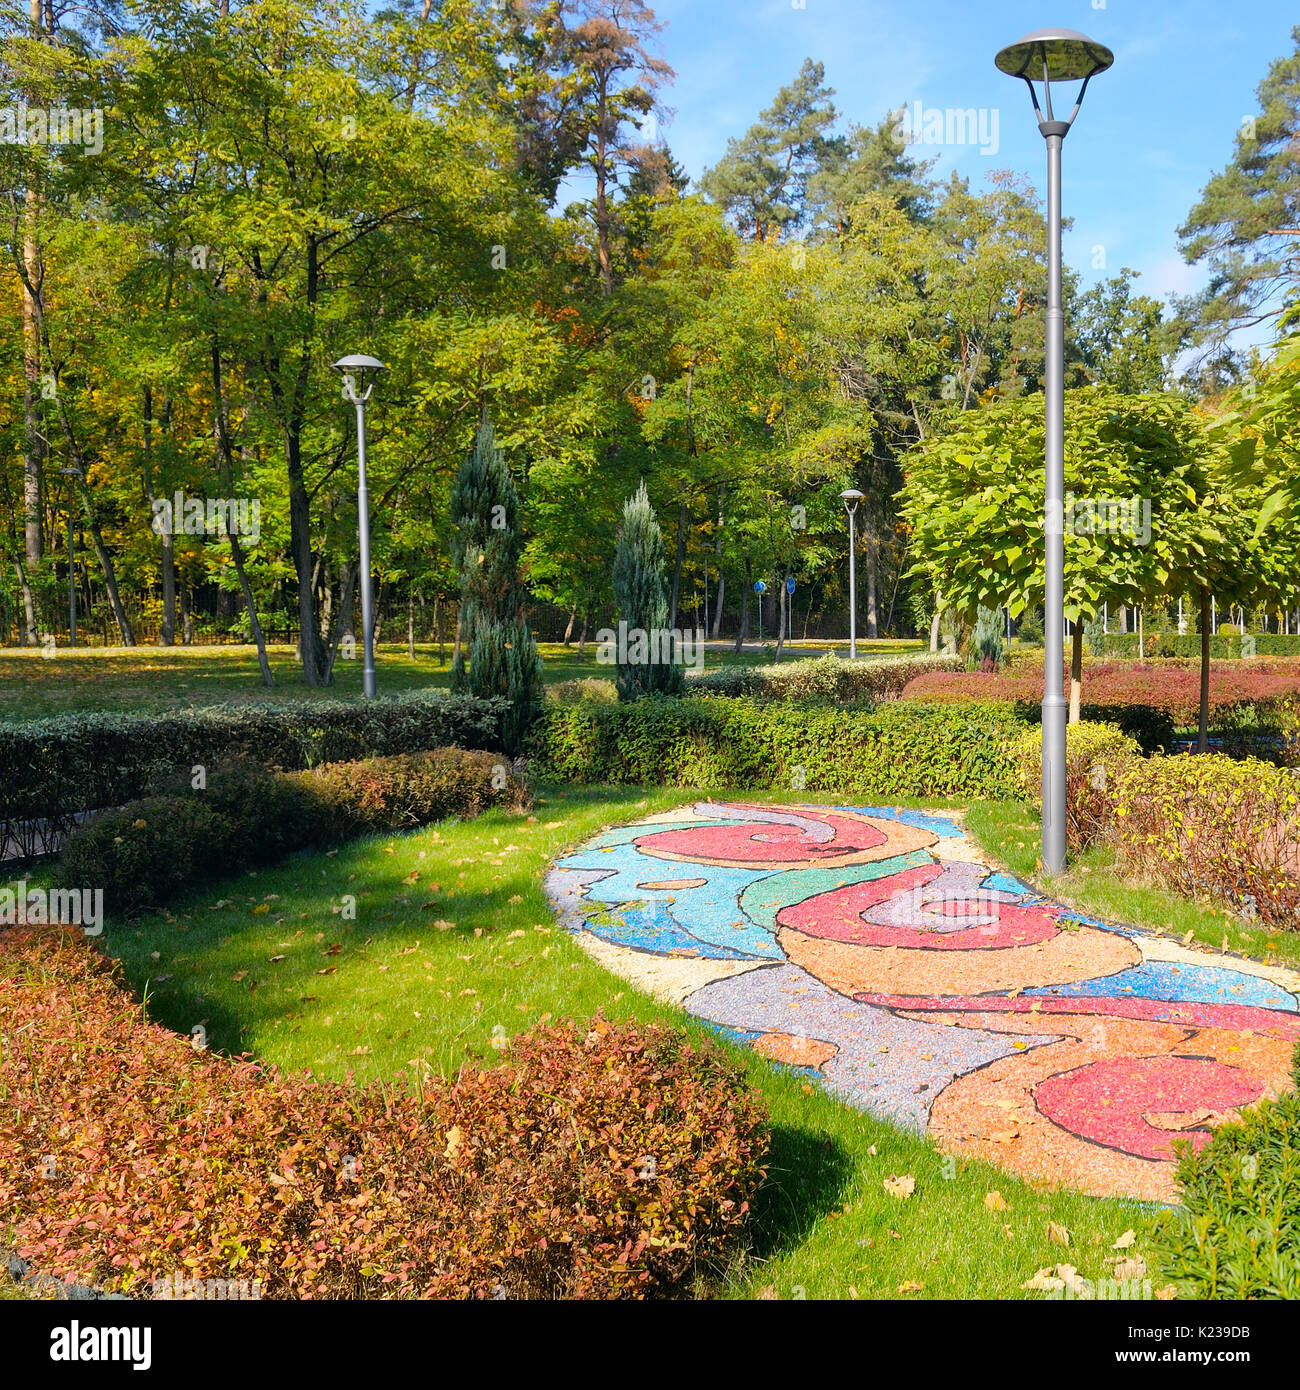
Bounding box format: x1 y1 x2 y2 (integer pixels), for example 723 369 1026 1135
0 691 508 844
450 417 545 752
530 696 1024 797
1009 721 1144 852
688 651 960 703
969 605 1006 671
1149 1045 1300 1300
0 927 767 1299
611 482 685 700
1100 632 1300 659
57 749 528 913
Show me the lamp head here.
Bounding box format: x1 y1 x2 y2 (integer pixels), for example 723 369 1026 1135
332 354 387 405
840 488 864 511
995 28 1113 136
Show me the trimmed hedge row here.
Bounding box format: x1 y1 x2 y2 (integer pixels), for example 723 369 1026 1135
1099 632 1300 659
0 690 509 846
58 749 529 913
0 926 768 1300
529 696 1025 798
686 651 961 704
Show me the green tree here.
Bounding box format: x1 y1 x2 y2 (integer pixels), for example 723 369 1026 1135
611 480 684 698
450 415 544 753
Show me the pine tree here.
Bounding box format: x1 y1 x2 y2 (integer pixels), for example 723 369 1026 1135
611 482 685 699
970 604 1006 671
450 415 544 753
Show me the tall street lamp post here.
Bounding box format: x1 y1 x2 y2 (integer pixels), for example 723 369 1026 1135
995 27 1113 875
840 488 863 660
331 354 388 699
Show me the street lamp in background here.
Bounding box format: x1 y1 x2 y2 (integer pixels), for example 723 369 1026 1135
59 467 80 647
331 354 388 699
995 27 1113 876
839 489 864 660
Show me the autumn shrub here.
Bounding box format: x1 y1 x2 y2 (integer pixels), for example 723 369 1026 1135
57 749 528 913
1109 754 1300 928
0 926 767 1300
902 661 1300 733
1009 721 1144 852
1148 1043 1300 1299
530 695 1023 798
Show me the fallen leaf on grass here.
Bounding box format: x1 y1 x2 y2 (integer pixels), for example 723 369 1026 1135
883 1174 915 1200
1113 1228 1137 1249
1046 1222 1070 1246
984 1190 1008 1211
897 1281 924 1294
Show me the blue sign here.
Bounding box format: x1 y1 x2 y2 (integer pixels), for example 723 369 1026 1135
785 576 796 595
753 580 767 594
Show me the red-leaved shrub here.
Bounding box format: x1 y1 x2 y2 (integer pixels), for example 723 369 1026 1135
0 927 767 1300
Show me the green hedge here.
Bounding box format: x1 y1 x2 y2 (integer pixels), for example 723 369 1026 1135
686 651 960 703
0 691 508 847
529 696 1024 798
1098 632 1300 659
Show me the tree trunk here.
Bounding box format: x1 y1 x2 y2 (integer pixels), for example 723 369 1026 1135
577 610 589 658
734 559 751 653
141 386 175 646
408 588 415 659
669 498 688 633
712 572 725 640
1069 622 1082 724
929 608 941 654
774 578 787 660
1198 588 1211 754
14 560 37 647
563 602 576 646
1117 604 1128 634
435 595 444 664
212 340 272 686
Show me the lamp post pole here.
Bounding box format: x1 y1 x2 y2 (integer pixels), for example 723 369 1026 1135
840 489 863 660
332 355 388 700
996 27 1113 876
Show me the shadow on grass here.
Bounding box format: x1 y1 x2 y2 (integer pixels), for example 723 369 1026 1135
127 964 253 1060
744 1122 856 1261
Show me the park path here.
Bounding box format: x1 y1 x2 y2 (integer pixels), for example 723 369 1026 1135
546 801 1300 1204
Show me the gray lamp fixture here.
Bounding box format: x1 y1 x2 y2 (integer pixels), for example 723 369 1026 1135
331 354 388 699
839 488 864 660
995 28 1113 875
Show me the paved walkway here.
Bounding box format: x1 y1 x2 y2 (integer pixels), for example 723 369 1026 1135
546 801 1300 1204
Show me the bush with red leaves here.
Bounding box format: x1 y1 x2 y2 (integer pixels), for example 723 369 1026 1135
0 927 767 1300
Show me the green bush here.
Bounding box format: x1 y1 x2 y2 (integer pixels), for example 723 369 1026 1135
57 749 528 913
1100 632 1300 660
546 677 619 705
687 651 960 704
529 696 1024 798
0 690 509 844
1009 721 1144 852
1149 1046 1300 1299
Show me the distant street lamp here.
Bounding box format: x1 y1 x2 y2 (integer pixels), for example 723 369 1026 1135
996 27 1113 875
59 466 80 647
331 354 388 699
839 489 864 659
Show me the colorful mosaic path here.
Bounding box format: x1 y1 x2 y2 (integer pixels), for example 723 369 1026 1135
545 802 1300 1203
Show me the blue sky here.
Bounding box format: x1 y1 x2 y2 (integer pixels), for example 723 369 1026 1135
579 0 1297 348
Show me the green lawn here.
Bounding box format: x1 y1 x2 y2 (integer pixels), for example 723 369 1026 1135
97 783 1153 1301
0 637 922 721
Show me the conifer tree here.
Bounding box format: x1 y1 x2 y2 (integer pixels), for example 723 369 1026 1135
450 415 544 752
611 481 685 699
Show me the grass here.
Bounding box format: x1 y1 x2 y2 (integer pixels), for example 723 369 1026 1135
0 637 923 721
93 783 1153 1301
964 799 1300 972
